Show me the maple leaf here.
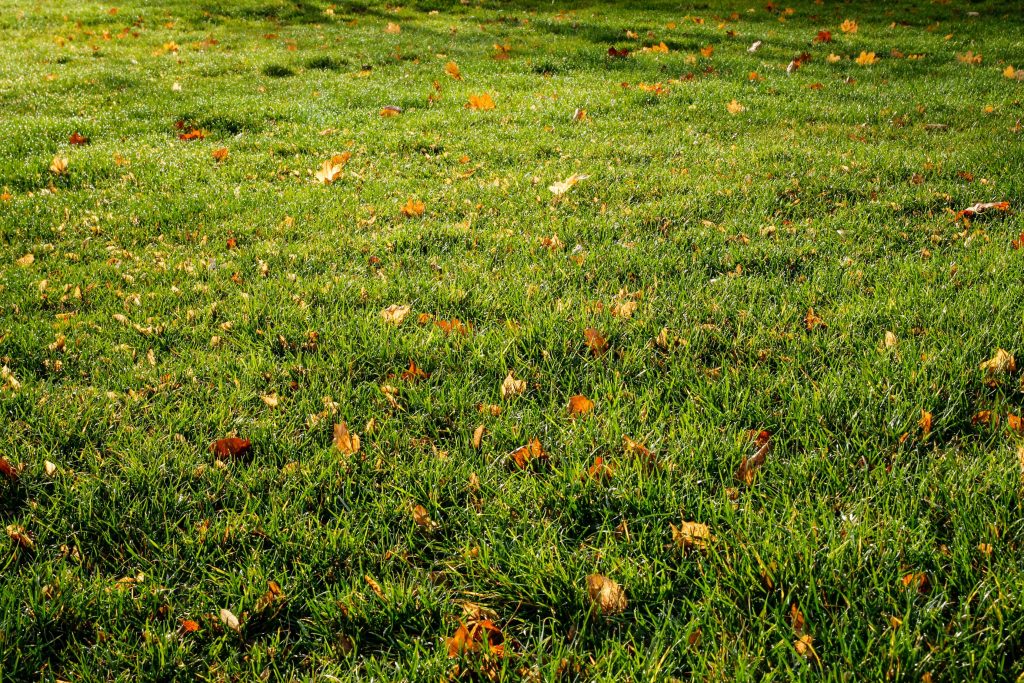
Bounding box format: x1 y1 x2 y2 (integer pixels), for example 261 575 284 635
700 44 713 58
444 61 462 80
607 46 630 59
315 153 350 185
508 438 545 469
466 93 495 110
726 99 746 114
586 574 627 616
500 371 526 399
642 42 670 54
840 19 858 33
68 131 90 145
549 173 589 196
209 437 252 459
568 394 594 417
180 619 200 633
333 421 361 455
814 30 832 43
178 128 207 141
385 22 401 34
401 198 425 217
211 147 229 162
957 51 982 65
1004 65 1024 80
49 155 68 175
381 304 412 325
855 51 877 66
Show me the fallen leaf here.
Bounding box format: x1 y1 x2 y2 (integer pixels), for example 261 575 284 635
919 409 933 436
209 437 252 459
68 131 90 145
178 128 207 141
44 460 58 477
794 633 817 661
980 348 1015 375
444 61 462 80
804 308 825 330
814 30 832 43
748 40 762 52
16 253 34 267
49 155 68 175
500 371 526 399
261 393 279 407
607 46 630 59
956 201 1010 220
726 99 745 114
736 430 770 485
401 360 429 382
0 457 21 483
584 328 608 356
855 51 877 66
219 608 241 632
790 604 806 636
883 331 898 349
412 504 437 531
957 51 982 65
472 424 485 450
385 22 401 34
314 154 350 185
381 304 412 325
333 421 361 455
586 456 614 482
365 574 386 600
6 525 34 550
380 105 403 117
586 574 627 616
840 19 858 33
180 619 200 633
671 520 713 550
700 44 713 58
466 93 495 110
212 147 229 162
508 438 545 469
568 394 595 417
548 173 589 196
401 198 425 217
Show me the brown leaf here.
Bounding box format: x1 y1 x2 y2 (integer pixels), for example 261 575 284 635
584 328 608 357
586 574 627 616
412 504 437 531
333 422 361 455
509 438 545 469
472 424 485 450
444 61 462 80
500 371 526 399
568 394 594 417
364 574 386 601
671 520 713 551
68 131 90 145
209 437 252 459
790 604 806 636
586 456 614 483
735 430 770 485
0 456 21 483
212 147 229 162
919 409 933 436
804 307 825 331
401 360 429 382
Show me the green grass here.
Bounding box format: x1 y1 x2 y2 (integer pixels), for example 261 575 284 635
2 0 1024 680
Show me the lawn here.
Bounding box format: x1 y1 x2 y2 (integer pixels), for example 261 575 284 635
1 0 1023 679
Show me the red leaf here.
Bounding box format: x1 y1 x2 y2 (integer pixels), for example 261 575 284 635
209 437 252 459
68 131 90 145
0 456 20 482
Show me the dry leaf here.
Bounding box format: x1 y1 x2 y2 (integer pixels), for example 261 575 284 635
466 93 495 110
49 155 68 175
726 99 745 114
412 504 437 531
210 437 252 459
883 331 898 349
385 22 401 34
584 328 608 357
44 460 58 477
586 456 614 482
919 409 933 436
472 424 485 450
804 308 825 330
381 304 412 325
500 371 526 399
6 525 34 550
401 360 429 382
69 131 90 145
180 619 200 633
16 253 34 267
261 393 279 408
855 51 877 66
671 520 713 550
508 438 545 469
790 604 806 636
957 201 1010 221
548 173 589 196
365 574 387 600
444 61 462 80
212 147 229 162
219 608 240 632
840 19 858 33
0 457 20 482
333 421 361 455
980 348 1015 375
586 574 627 616
401 198 425 217
315 158 344 185
735 430 770 485
568 394 595 417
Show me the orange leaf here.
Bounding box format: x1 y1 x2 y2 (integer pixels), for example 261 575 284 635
568 394 595 417
68 131 90 145
466 93 495 111
919 409 933 435
401 360 429 382
180 619 200 633
333 422 361 455
211 147 229 162
584 328 608 357
508 438 545 469
401 198 425 217
444 61 462 80
804 308 825 331
586 574 627 615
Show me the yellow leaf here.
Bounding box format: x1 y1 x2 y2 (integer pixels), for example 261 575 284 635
548 173 589 196
472 424 485 450
16 253 34 267
840 19 858 33
855 51 877 66
381 304 412 325
726 99 745 114
827 53 841 63
49 155 68 175
980 348 1016 375
385 22 401 34
671 520 713 550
